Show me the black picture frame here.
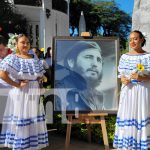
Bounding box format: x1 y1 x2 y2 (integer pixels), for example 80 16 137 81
52 36 120 114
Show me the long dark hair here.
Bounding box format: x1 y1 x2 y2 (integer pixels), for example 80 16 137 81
0 35 7 46
132 30 146 47
45 47 51 58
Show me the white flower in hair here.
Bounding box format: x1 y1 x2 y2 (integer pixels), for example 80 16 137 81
142 32 147 37
7 33 18 53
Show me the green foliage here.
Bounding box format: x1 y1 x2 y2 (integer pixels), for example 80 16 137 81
105 116 116 143
90 116 116 143
70 0 131 49
52 0 68 14
70 0 93 36
51 114 66 134
53 114 116 144
120 40 130 55
121 49 128 55
14 0 68 14
14 0 42 6
0 0 28 39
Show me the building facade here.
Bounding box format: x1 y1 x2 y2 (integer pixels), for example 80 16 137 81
11 0 70 50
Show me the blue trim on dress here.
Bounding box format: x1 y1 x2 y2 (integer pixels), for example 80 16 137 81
0 132 48 148
116 117 150 130
0 132 48 149
0 54 45 75
114 135 150 150
3 115 45 126
125 53 149 56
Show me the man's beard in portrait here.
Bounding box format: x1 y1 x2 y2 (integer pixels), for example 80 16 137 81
73 64 103 88
85 71 103 88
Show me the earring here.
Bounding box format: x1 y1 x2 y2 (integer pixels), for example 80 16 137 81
16 47 20 54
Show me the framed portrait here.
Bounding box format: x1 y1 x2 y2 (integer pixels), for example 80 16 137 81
53 36 120 113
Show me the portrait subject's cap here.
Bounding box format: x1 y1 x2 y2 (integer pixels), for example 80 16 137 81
65 41 102 60
64 41 102 68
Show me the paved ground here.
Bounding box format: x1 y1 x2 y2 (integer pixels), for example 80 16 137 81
43 132 105 150
0 131 114 150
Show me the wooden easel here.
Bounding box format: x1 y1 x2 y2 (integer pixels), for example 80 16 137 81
65 32 109 149
65 113 109 150
80 31 92 37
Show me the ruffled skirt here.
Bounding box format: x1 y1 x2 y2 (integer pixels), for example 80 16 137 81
0 81 48 150
113 82 150 150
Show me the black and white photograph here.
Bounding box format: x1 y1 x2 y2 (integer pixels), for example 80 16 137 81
53 37 119 112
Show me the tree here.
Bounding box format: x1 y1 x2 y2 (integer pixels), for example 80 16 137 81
14 0 42 6
70 0 93 36
91 1 131 48
0 0 28 39
70 0 131 49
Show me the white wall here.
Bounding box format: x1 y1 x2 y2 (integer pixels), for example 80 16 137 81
15 4 69 49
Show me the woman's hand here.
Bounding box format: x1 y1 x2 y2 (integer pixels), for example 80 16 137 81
121 75 130 85
0 71 29 88
130 72 142 81
37 77 43 82
18 80 29 88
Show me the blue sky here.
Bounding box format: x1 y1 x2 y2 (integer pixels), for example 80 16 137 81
71 0 134 35
92 0 134 15
115 0 134 15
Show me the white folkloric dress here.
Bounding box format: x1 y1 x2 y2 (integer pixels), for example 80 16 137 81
0 54 48 150
113 53 150 150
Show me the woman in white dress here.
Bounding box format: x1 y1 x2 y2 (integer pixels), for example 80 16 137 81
0 34 48 149
113 30 150 150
